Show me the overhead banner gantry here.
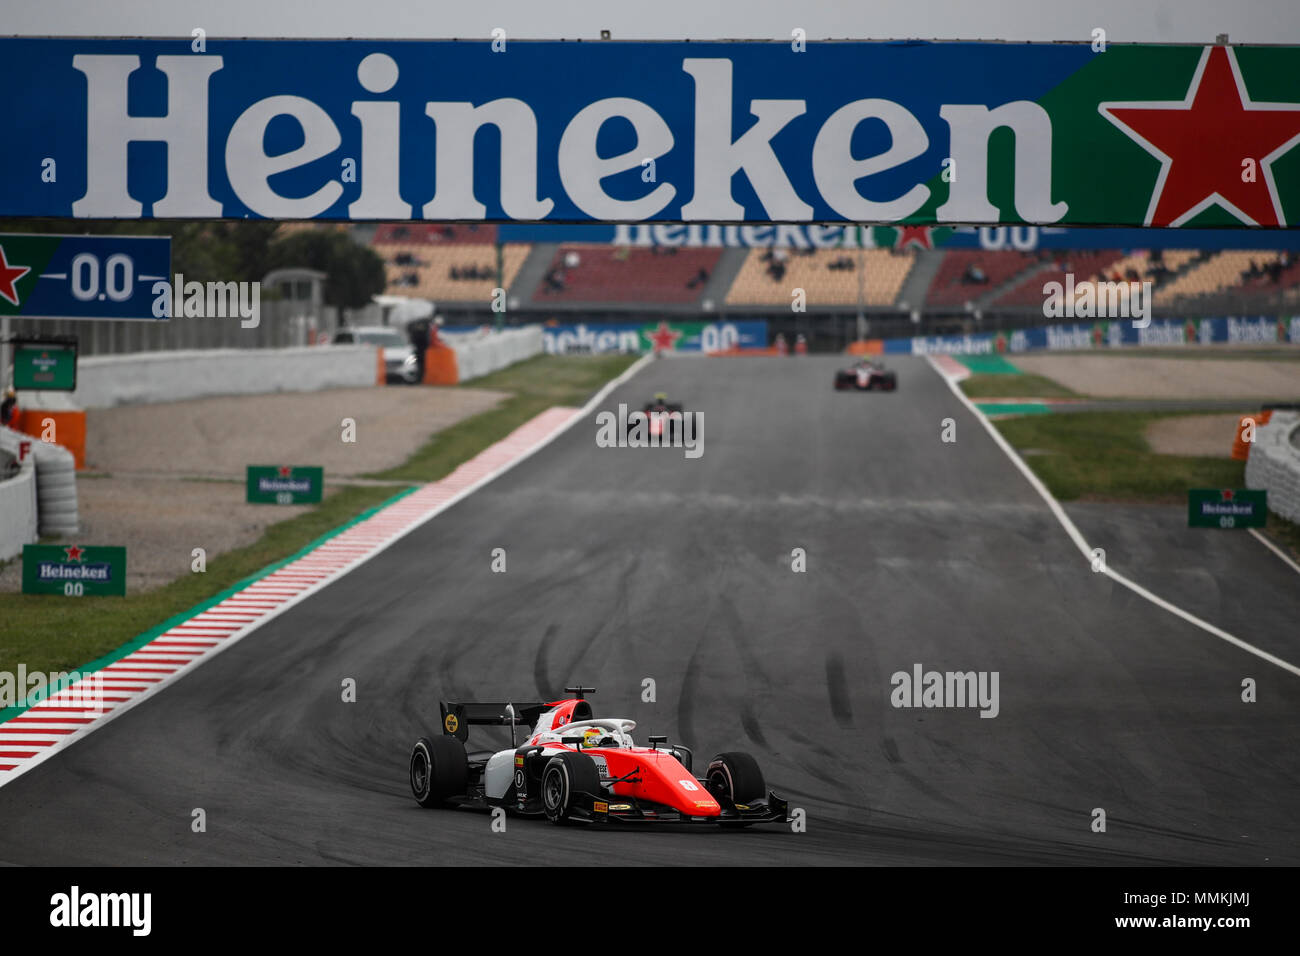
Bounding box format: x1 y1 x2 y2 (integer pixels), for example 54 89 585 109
2 38 1298 227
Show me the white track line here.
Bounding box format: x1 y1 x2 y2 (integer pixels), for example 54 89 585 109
1249 527 1300 577
927 355 1300 680
0 353 654 788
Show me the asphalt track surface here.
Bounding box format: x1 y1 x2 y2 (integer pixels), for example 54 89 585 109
1 356 1298 866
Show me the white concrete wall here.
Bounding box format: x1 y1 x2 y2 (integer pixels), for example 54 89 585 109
443 326 544 382
0 428 39 561
40 346 380 409
1246 411 1300 524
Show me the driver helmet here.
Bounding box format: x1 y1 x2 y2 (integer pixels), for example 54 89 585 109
653 392 668 405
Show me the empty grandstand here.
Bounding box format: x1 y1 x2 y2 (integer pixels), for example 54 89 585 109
535 245 722 305
725 248 913 308
373 222 531 305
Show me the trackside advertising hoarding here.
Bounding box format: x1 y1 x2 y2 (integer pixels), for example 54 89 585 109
0 234 172 321
497 223 1300 252
541 320 767 354
883 316 1300 355
3 39 1299 227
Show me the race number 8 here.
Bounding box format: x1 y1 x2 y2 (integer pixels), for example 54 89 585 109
70 252 134 302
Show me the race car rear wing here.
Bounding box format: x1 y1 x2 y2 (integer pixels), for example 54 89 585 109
439 701 551 743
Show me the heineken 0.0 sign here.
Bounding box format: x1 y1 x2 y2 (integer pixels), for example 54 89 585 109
12 340 77 391
247 466 323 505
1188 489 1267 529
22 544 126 596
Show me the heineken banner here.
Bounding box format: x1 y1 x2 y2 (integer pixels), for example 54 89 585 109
246 466 324 504
22 544 127 596
541 320 768 354
498 223 1300 252
1188 489 1268 529
3 39 1299 226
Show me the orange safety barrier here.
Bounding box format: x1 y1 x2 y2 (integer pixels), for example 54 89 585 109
1231 409 1272 460
846 339 884 355
17 408 87 469
712 347 785 356
375 345 386 385
423 345 459 385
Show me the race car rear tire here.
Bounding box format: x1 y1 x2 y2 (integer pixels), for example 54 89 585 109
410 735 469 808
541 752 601 825
706 752 766 805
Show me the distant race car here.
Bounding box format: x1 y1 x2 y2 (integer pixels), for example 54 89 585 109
834 359 897 391
409 687 788 826
636 392 686 442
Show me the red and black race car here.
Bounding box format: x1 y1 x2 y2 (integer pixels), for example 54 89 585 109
409 687 787 826
634 392 686 442
834 359 898 391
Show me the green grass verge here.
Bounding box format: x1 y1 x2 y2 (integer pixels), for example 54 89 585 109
993 410 1245 502
961 373 1080 399
0 484 401 681
367 353 638 483
0 354 640 681
992 406 1300 560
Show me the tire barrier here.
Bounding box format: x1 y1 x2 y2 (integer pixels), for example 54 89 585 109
31 438 80 536
1245 410 1300 524
0 427 39 561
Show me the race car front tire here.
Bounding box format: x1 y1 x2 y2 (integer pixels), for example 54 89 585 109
541 752 602 825
410 735 469 808
706 751 766 805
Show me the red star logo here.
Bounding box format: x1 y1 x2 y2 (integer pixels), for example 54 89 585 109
1100 46 1300 226
1221 489 1235 501
63 544 85 561
0 245 32 307
647 321 682 353
891 226 935 251
278 466 293 478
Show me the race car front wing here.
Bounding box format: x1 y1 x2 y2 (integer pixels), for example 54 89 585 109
573 789 790 826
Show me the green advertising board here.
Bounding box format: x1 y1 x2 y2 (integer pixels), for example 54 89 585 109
22 544 126 596
246 466 324 505
12 340 77 391
1188 489 1268 529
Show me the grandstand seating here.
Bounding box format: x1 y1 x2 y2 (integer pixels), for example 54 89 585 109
373 223 498 245
535 245 722 304
1230 253 1300 298
925 251 1034 307
724 248 913 307
1099 249 1198 285
993 250 1127 307
379 241 530 302
1153 251 1277 304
